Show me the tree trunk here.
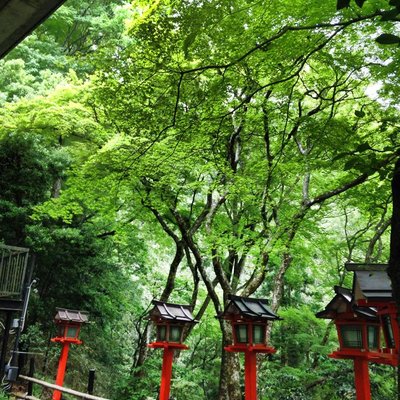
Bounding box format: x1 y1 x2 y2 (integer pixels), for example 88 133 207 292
132 321 151 376
52 177 62 198
270 253 292 312
387 158 400 400
160 240 184 301
218 320 242 400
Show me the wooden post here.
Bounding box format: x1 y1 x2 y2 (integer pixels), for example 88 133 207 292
27 357 35 396
53 342 70 400
354 358 371 400
87 369 95 395
0 311 13 377
159 347 174 400
244 351 257 400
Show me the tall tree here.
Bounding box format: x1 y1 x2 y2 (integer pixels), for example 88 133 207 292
87 2 400 397
3 0 400 397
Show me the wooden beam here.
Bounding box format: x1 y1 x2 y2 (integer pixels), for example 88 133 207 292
13 393 40 400
18 375 110 400
0 244 29 252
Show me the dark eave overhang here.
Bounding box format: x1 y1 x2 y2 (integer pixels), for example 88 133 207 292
345 263 388 272
0 0 67 59
316 286 378 321
55 308 89 324
220 294 282 321
346 263 392 301
150 300 198 324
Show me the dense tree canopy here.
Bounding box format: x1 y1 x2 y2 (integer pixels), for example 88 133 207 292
1 0 400 399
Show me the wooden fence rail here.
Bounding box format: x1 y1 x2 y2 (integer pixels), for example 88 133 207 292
12 393 39 400
16 375 110 400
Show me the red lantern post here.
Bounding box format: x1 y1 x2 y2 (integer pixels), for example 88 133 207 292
354 358 370 400
219 295 281 400
347 263 399 366
51 308 89 400
148 300 197 400
317 286 379 400
317 264 399 400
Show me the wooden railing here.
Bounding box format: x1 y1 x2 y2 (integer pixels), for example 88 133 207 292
0 244 29 298
15 375 110 400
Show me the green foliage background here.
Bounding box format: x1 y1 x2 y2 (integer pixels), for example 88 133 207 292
1 0 400 399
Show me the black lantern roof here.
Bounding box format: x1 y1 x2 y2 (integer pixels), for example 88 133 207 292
149 300 198 323
55 308 89 324
315 286 352 319
220 295 281 321
316 286 377 320
345 263 392 301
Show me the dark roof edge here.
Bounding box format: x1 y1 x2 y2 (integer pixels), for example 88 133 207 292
334 285 352 295
315 310 331 319
228 294 268 304
225 294 281 320
56 307 89 314
345 263 388 272
152 299 194 311
0 0 68 59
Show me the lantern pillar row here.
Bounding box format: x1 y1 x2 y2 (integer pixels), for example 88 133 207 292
316 271 400 400
225 344 276 400
244 350 257 400
220 295 281 400
147 300 198 400
148 341 189 400
159 346 175 400
354 358 371 400
51 309 89 400
53 342 70 400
